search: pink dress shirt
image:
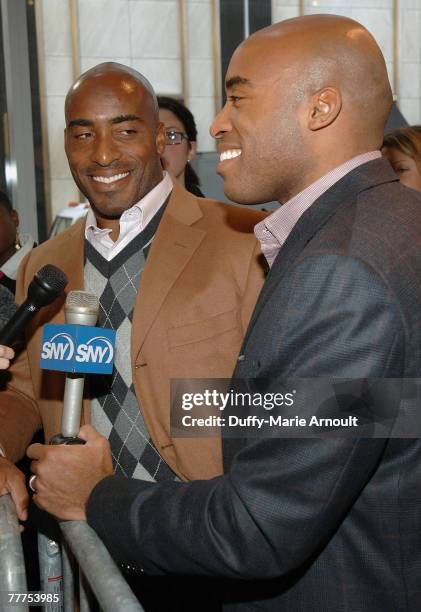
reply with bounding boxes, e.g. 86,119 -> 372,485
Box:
254,151 -> 381,267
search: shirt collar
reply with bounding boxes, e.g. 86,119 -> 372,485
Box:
255,151 -> 381,267
85,172 -> 173,237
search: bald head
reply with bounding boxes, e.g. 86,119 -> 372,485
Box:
211,14 -> 392,204
243,15 -> 392,139
66,62 -> 159,119
64,62 -> 166,226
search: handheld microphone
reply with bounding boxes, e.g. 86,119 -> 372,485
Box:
0,265 -> 68,347
50,291 -> 99,444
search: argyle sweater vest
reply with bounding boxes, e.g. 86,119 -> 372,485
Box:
83,202 -> 176,482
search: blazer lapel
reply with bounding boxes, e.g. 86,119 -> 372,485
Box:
59,219 -> 85,295
132,182 -> 206,359
240,158 -> 399,352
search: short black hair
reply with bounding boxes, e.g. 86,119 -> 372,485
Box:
157,96 -> 201,192
157,96 -> 198,143
0,189 -> 12,213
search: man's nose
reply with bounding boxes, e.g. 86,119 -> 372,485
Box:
210,103 -> 232,140
91,133 -> 121,166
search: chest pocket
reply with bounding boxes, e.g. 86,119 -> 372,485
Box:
167,307 -> 240,349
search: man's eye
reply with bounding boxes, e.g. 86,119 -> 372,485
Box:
228,95 -> 243,104
75,132 -> 91,140
120,129 -> 137,135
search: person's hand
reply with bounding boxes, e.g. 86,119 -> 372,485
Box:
0,457 -> 29,521
27,425 -> 114,521
0,345 -> 14,370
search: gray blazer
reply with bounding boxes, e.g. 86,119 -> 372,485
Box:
87,158 -> 421,611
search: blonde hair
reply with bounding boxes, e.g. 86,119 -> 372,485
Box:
383,126 -> 421,163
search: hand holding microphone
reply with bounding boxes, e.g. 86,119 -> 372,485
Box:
28,290 -> 115,517
28,425 -> 113,521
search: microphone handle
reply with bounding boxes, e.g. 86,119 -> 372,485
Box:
0,301 -> 37,346
61,373 -> 85,438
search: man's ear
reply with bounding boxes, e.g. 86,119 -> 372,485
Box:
156,122 -> 166,155
308,87 -> 342,131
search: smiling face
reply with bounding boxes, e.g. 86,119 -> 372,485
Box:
210,39 -> 309,205
64,70 -> 165,223
210,16 -> 392,206
382,147 -> 421,192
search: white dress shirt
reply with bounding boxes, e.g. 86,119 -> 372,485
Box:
85,172 -> 173,261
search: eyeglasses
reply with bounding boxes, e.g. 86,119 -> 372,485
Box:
165,129 -> 189,145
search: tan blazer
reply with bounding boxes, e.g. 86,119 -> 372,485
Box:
0,183 -> 266,480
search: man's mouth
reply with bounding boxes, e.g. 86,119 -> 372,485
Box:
91,172 -> 130,184
219,149 -> 242,162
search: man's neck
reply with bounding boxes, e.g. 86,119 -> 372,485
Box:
96,216 -> 120,242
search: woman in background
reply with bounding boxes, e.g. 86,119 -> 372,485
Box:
382,125 -> 421,192
158,96 -> 204,197
0,189 -> 36,296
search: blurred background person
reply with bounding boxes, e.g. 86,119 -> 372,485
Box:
382,125 -> 421,192
0,190 -> 36,296
158,96 -> 205,197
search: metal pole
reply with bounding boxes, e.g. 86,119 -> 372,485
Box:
60,521 -> 143,612
0,494 -> 28,612
243,0 -> 249,39
37,533 -> 63,612
79,570 -> 94,612
61,539 -> 75,612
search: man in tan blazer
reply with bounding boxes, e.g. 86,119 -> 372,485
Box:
0,63 -> 265,525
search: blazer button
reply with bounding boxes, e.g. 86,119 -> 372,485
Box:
237,354 -> 245,362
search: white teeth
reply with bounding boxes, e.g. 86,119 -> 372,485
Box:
220,149 -> 242,162
92,172 -> 129,184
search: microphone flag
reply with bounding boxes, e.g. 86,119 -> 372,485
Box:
40,323 -> 116,375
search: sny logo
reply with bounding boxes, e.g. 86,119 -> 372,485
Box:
40,324 -> 116,374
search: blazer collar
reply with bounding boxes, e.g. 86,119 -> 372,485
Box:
54,185 -> 204,359
131,182 -> 206,358
241,157 -> 399,349
50,218 -> 86,306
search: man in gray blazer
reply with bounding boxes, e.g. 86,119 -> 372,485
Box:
29,14 -> 421,611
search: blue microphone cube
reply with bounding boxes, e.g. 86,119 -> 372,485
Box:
40,323 -> 116,374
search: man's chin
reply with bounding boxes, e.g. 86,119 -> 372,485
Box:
89,199 -> 131,220
223,184 -> 266,206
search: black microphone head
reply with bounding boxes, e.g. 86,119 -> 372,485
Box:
27,264 -> 68,308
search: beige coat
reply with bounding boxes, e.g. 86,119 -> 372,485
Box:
0,182 -> 266,480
